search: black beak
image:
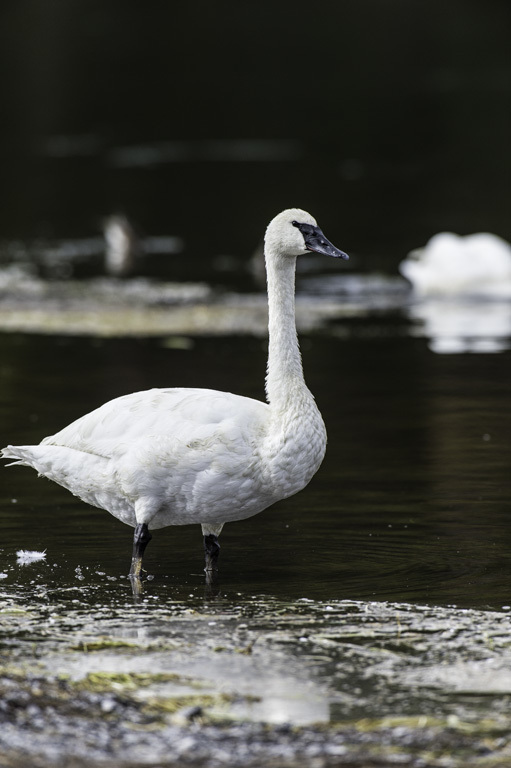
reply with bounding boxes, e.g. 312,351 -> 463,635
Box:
293,221 -> 349,260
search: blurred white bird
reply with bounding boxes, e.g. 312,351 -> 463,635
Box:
2,209 -> 348,585
103,214 -> 142,277
399,232 -> 511,298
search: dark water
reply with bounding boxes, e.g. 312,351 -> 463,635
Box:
1,2 -> 510,270
1,329 -> 510,610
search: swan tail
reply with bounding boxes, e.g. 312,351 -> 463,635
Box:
1,445 -> 39,468
1,444 -> 102,484
1,443 -> 115,514
1,444 -> 70,478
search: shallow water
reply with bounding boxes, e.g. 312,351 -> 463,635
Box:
1,325 -> 511,609
0,282 -> 511,765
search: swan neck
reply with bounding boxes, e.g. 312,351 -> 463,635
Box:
265,252 -> 306,405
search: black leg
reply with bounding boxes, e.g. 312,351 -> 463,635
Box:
130,523 -> 152,579
204,533 -> 220,573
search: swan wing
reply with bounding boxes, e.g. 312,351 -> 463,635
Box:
41,388 -> 268,459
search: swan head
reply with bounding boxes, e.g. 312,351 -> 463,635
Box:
265,208 -> 349,261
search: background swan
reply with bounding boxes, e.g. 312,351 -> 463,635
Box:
103,214 -> 141,277
399,232 -> 511,298
2,209 -> 348,583
103,214 -> 183,277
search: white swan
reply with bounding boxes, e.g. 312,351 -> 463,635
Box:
103,214 -> 141,277
399,232 -> 511,298
1,209 -> 348,581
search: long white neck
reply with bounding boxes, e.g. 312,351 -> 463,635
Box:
264,250 -> 308,409
261,214 -> 328,491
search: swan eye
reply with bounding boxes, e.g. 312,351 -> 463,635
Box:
293,221 -> 315,238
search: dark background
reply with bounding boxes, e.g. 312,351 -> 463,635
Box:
1,0 -> 510,273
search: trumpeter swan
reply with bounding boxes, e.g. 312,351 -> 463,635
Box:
399,232 -> 511,298
2,209 -> 348,584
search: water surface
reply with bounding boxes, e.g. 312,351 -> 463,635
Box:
1,328 -> 510,608
0,282 -> 510,767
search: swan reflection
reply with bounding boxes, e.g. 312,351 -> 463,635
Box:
407,298 -> 511,354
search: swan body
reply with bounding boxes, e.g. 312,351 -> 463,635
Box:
399,232 -> 511,298
2,209 -> 348,580
11,387 -> 324,529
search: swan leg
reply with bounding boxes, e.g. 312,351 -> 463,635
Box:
204,533 -> 220,572
129,523 -> 152,578
202,523 -> 223,573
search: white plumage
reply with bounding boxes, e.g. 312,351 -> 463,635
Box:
103,214 -> 140,277
399,232 -> 511,298
2,209 -> 348,581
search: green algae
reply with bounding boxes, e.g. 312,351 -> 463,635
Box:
0,608 -> 32,616
77,671 -> 190,693
143,692 -> 234,716
70,638 -> 141,652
